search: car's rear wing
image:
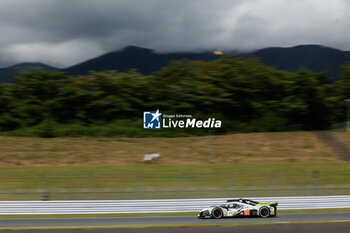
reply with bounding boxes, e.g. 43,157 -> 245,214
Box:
267,202 -> 278,207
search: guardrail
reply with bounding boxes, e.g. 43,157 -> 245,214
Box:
0,195 -> 349,215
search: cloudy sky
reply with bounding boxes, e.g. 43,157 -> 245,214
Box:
0,0 -> 349,68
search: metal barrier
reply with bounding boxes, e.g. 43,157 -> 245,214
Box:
0,195 -> 350,214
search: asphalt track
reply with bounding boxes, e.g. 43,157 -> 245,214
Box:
0,212 -> 350,228
1,223 -> 350,233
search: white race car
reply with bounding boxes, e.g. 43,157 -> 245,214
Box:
198,198 -> 278,219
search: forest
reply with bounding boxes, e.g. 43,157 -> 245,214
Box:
0,56 -> 349,137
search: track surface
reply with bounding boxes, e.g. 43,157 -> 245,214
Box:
1,223 -> 350,233
0,212 -> 350,228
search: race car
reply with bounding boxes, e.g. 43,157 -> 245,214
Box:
198,198 -> 278,219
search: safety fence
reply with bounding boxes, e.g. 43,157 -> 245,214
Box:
1,184 -> 350,201
1,169 -> 350,200
0,195 -> 349,214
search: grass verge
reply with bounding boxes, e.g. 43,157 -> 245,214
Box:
0,131 -> 340,166
1,208 -> 350,219
1,162 -> 350,200
1,220 -> 350,231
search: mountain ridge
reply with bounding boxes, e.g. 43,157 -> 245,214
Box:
1,44 -> 350,83
242,44 -> 350,78
0,62 -> 58,83
63,45 -> 216,75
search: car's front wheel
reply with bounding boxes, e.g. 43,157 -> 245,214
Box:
211,207 -> 223,219
259,206 -> 270,218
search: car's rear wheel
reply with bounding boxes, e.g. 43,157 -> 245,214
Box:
212,207 -> 223,219
259,206 -> 270,218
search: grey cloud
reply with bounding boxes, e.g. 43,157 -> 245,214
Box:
0,0 -> 349,67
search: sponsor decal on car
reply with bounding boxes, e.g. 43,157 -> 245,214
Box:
244,210 -> 250,216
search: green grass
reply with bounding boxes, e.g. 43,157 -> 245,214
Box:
1,208 -> 350,219
0,132 -> 340,166
0,132 -> 348,200
1,220 -> 350,231
1,162 -> 350,200
2,163 -> 350,189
